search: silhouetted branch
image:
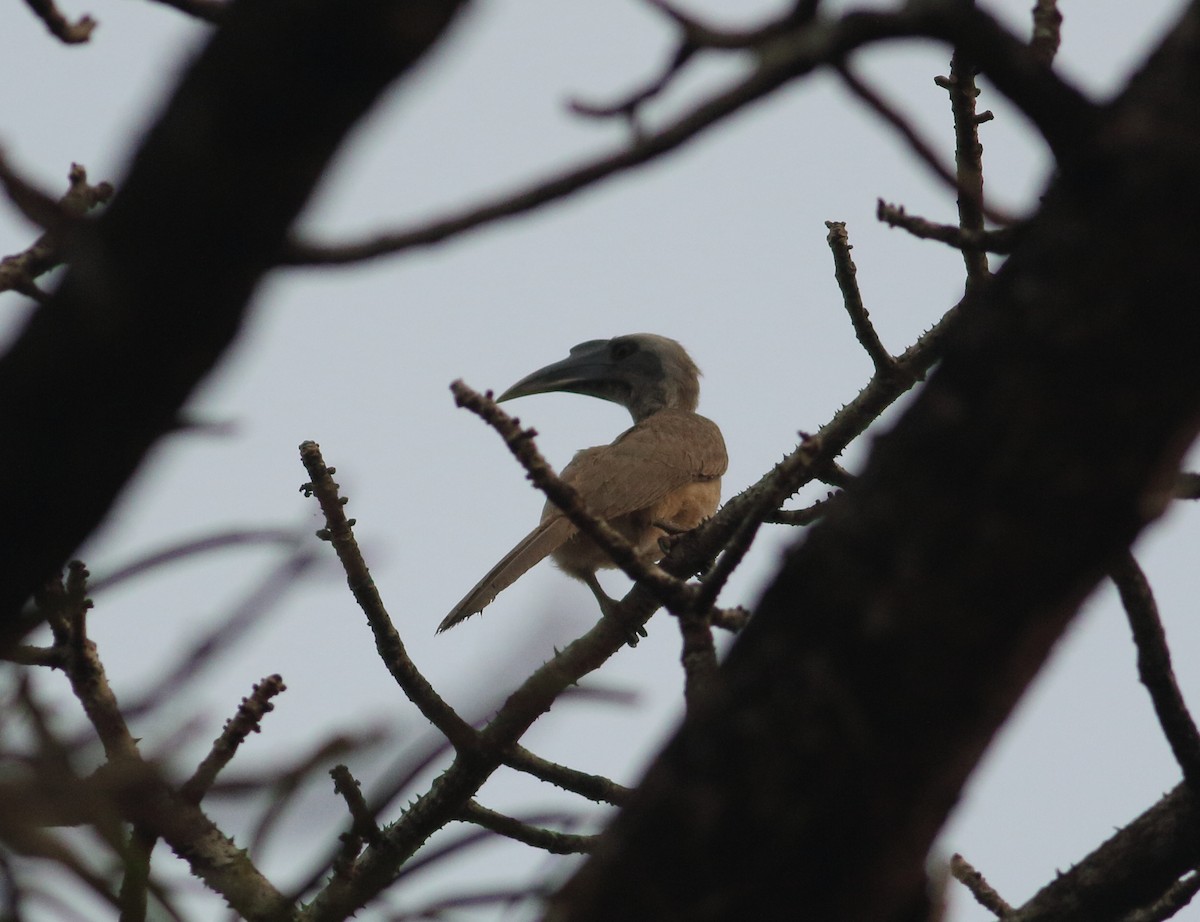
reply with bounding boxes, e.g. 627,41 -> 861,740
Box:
766,494 -> 835,526
284,3 -> 1093,267
457,801 -> 595,855
877,199 -> 1020,253
0,0 -> 467,632
937,52 -> 992,287
300,441 -> 477,750
1119,871 -> 1200,922
503,746 -> 631,807
826,220 -> 894,374
1111,553 -> 1200,792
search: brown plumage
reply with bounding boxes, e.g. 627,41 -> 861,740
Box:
438,334 -> 727,632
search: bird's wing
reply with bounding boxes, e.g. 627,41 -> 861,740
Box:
551,409 -> 728,523
439,410 -> 726,632
438,516 -> 576,632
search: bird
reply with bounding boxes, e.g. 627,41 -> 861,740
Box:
438,333 -> 727,633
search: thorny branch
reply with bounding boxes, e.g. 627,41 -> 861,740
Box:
456,801 -> 595,855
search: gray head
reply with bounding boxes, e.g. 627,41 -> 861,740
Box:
497,334 -> 701,422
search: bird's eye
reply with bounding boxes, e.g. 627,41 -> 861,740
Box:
611,340 -> 638,360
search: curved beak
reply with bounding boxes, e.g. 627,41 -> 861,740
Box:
497,339 -> 615,403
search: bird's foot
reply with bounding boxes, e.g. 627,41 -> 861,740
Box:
654,519 -> 693,555
599,595 -> 648,647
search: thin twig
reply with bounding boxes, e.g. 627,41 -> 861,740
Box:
1111,552 -> 1200,792
457,801 -> 595,855
299,441 -> 477,751
181,675 -> 287,803
825,221 -> 894,374
937,53 -> 992,287
503,746 -> 631,806
330,764 -> 381,877
710,606 -> 751,632
950,853 -> 1013,917
283,5 -> 1093,267
766,494 -> 836,526
877,199 -> 1020,253
21,0 -> 95,43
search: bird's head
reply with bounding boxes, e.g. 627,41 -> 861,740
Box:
497,334 -> 701,422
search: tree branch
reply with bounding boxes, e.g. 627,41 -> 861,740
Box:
1111,553 -> 1200,792
0,0 -> 467,633
299,441 -> 477,751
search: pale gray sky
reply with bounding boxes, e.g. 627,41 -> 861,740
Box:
1,1 -> 1195,919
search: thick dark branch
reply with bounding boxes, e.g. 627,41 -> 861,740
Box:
1010,784 -> 1200,922
549,4 -> 1200,918
145,0 -> 225,24
1119,872 -> 1200,922
0,0 -> 466,632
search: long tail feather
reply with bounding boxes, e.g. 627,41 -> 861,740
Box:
437,517 -> 574,632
